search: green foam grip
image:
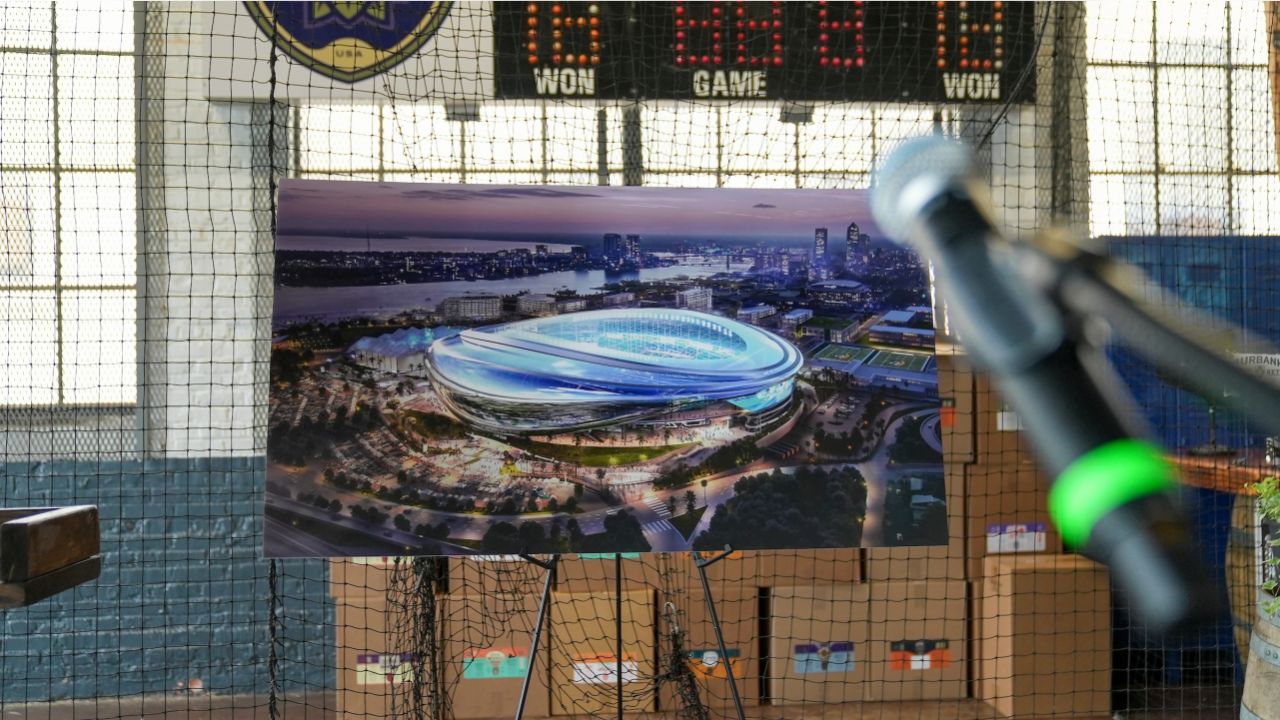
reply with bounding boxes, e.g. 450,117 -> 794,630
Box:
1048,439 -> 1176,549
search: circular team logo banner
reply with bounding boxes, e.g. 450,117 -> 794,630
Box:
243,1 -> 453,84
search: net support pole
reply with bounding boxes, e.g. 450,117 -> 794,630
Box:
694,546 -> 747,720
515,554 -> 559,720
615,553 -> 624,720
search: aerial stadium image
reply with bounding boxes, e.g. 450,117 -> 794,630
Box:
425,309 -> 803,434
267,180 -> 946,557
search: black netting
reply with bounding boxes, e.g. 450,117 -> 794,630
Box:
0,2 -> 1277,720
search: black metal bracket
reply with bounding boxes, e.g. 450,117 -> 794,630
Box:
692,546 -> 747,720
514,553 -> 559,720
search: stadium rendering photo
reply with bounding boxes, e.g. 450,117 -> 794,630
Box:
425,309 -> 803,435
267,180 -> 946,557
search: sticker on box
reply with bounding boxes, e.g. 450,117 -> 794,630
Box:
462,646 -> 530,680
576,553 -> 642,560
889,639 -> 952,670
996,403 -> 1025,431
940,397 -> 955,428
684,648 -> 741,681
356,653 -> 415,685
353,556 -> 396,567
986,522 -> 1046,553
793,642 -> 854,674
571,654 -> 639,685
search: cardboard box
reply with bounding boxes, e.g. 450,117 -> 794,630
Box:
549,589 -> 656,714
450,556 -> 547,596
555,553 -> 670,593
658,586 -> 760,711
680,549 -> 760,588
335,593 -> 411,718
976,554 -> 1111,718
866,462 -> 966,582
965,463 -> 1062,579
767,584 -> 870,705
975,372 -> 1038,465
864,580 -> 968,701
757,548 -> 862,586
330,556 -> 398,597
937,351 -> 976,464
443,592 -> 551,719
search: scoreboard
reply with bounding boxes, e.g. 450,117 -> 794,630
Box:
494,1 -> 1037,102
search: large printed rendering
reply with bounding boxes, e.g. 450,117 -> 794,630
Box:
267,180 -> 945,557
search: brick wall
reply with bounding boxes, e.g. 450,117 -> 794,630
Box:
0,458 -> 332,701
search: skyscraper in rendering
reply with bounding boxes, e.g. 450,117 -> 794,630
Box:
847,222 -> 870,271
603,233 -> 623,263
814,227 -> 829,265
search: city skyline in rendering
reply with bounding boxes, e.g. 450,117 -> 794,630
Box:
268,181 -> 943,558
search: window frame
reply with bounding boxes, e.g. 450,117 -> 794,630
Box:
0,2 -> 142,410
1085,1 -> 1278,237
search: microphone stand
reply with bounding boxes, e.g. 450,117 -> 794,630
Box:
1004,230 -> 1280,441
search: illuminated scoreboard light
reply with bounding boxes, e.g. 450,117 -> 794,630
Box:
494,1 -> 1036,102
673,1 -> 783,69
673,1 -> 783,98
495,1 -> 627,98
815,1 -> 868,71
931,0 -> 1009,99
524,2 -> 601,70
936,0 -> 1004,71
781,1 -> 1034,101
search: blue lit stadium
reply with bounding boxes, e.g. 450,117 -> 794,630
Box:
425,309 -> 803,434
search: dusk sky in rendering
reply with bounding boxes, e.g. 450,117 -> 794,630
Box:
276,179 -> 879,246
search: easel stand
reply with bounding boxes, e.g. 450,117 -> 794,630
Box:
511,549 -> 746,720
514,553 -> 559,720
694,546 -> 747,720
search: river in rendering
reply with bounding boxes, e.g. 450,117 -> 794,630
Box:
274,257 -> 755,325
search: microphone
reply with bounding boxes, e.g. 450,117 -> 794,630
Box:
872,136 -> 1221,637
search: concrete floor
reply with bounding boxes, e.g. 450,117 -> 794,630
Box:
0,681 -> 1249,717
0,689 -> 1246,720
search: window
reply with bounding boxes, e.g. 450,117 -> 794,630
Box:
296,99 -> 944,190
1085,1 -> 1280,236
296,101 -> 622,185
0,1 -> 137,406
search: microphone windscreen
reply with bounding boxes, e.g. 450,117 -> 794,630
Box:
871,135 -> 979,246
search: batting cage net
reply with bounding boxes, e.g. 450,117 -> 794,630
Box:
0,2 -> 1278,720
